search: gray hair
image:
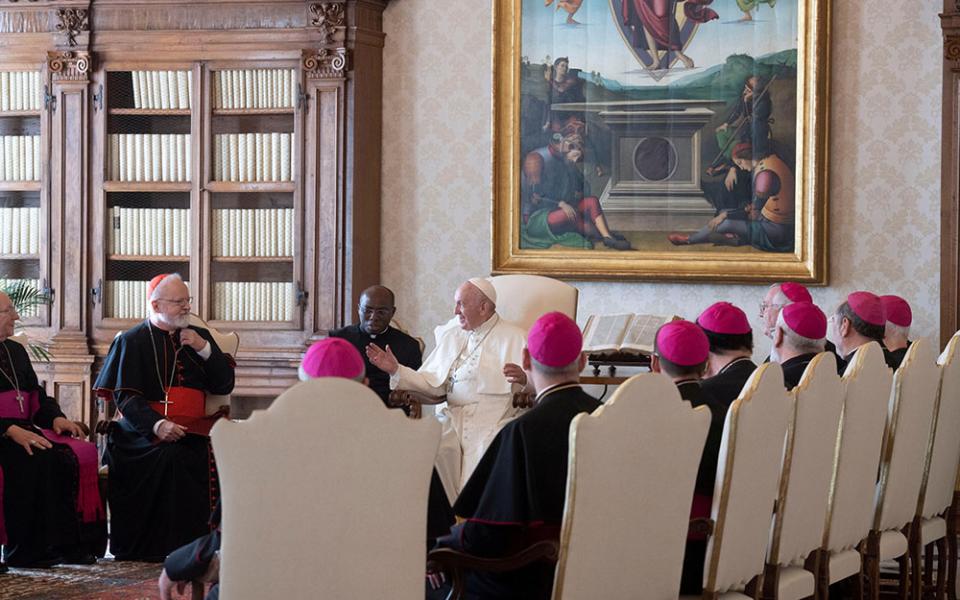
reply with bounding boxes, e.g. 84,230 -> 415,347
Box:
885,322 -> 910,339
149,273 -> 186,302
530,355 -> 580,376
776,310 -> 825,354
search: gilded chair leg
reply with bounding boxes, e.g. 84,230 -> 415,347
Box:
909,520 -> 922,600
863,531 -> 881,600
900,553 -> 912,600
925,541 -> 935,600
760,562 -> 780,600
937,537 -> 948,600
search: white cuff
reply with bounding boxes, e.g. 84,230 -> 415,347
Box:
389,370 -> 401,390
153,419 -> 168,435
196,341 -> 212,360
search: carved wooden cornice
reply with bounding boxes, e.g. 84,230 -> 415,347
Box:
302,47 -> 348,79
47,50 -> 90,81
56,7 -> 88,46
309,1 -> 346,44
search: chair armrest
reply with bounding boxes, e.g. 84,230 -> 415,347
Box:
387,390 -> 446,420
512,391 -> 535,410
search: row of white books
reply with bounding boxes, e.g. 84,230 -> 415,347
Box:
105,280 -> 151,320
0,278 -> 40,317
0,136 -> 41,182
107,207 -> 190,256
108,134 -> 192,182
213,133 -> 293,182
130,71 -> 192,110
0,72 -> 41,112
212,69 -> 297,110
212,209 -> 294,257
0,207 -> 40,255
213,281 -> 293,321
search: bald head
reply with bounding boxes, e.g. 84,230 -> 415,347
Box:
358,285 -> 396,334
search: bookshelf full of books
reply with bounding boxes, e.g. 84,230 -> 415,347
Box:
0,70 -> 45,324
207,67 -> 299,326
100,69 -> 195,324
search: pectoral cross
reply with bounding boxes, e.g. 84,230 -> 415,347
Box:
159,392 -> 173,416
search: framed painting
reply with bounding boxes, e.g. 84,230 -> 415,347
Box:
492,0 -> 830,282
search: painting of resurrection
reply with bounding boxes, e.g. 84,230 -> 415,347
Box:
493,0 -> 829,282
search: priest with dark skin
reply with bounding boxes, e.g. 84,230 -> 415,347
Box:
328,285 -> 422,407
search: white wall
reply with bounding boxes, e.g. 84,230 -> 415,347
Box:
381,1 -> 942,359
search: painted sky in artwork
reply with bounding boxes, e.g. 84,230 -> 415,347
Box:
521,0 -> 799,87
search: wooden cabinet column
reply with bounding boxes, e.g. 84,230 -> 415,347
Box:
43,7 -> 96,426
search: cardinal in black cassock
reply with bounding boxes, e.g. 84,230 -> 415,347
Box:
0,292 -> 106,567
94,274 -> 235,562
428,312 -> 600,600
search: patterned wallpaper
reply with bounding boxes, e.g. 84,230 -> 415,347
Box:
381,0 -> 942,359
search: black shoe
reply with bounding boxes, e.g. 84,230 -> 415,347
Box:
602,236 -> 631,250
61,552 -> 97,565
609,231 -> 627,241
5,555 -> 62,569
0,562 -> 7,574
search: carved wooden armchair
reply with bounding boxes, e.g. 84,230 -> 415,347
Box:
427,373 -> 710,599
388,275 -> 578,418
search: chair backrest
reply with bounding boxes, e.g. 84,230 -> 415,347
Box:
188,314 -> 239,414
822,342 -> 892,553
487,275 -> 578,331
769,352 -> 844,568
212,378 -> 440,600
874,339 -> 940,532
918,332 -> 960,519
552,373 -> 710,600
703,363 -> 792,594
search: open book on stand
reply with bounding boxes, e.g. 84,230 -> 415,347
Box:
581,313 -> 678,355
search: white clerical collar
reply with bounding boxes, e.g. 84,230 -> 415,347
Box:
364,325 -> 389,339
535,381 -> 581,403
470,314 -> 499,338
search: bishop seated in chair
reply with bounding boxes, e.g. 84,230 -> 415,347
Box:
94,273 -> 236,562
0,290 -> 106,569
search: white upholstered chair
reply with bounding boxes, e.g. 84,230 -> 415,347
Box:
552,373 -> 710,599
681,362 -> 792,600
811,342 -> 892,599
187,314 -> 239,414
762,352 -> 844,600
486,274 -> 578,330
910,332 -> 960,599
861,339 -> 940,599
211,378 -> 441,599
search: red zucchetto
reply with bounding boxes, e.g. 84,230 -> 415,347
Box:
781,302 -> 827,340
847,291 -> 885,326
880,295 -> 912,327
655,320 -> 709,366
527,312 -> 582,368
696,302 -> 751,335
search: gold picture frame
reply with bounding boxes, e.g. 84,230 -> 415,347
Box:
492,0 -> 831,283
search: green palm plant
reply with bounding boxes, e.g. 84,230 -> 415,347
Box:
1,279 -> 51,361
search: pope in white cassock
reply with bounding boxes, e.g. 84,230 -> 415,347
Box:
366,278 -> 526,501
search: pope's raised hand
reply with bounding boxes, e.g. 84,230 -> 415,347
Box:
366,343 -> 400,375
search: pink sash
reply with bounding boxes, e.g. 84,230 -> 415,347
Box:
0,389 -> 104,524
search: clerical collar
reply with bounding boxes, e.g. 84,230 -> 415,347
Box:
718,356 -> 753,375
362,324 -> 390,339
674,378 -> 701,387
535,381 -> 581,403
470,314 -> 500,338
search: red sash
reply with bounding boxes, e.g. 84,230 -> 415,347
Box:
149,386 -> 224,437
0,389 -> 104,524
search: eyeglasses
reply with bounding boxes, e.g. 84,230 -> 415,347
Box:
359,304 -> 393,318
158,297 -> 193,307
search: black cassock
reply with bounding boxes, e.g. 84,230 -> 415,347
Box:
700,357 -> 757,411
328,324 -> 423,406
431,384 -> 601,600
781,353 -> 818,391
0,339 -> 106,566
94,320 -> 235,561
836,343 -> 904,376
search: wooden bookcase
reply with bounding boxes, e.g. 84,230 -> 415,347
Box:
0,0 -> 389,427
